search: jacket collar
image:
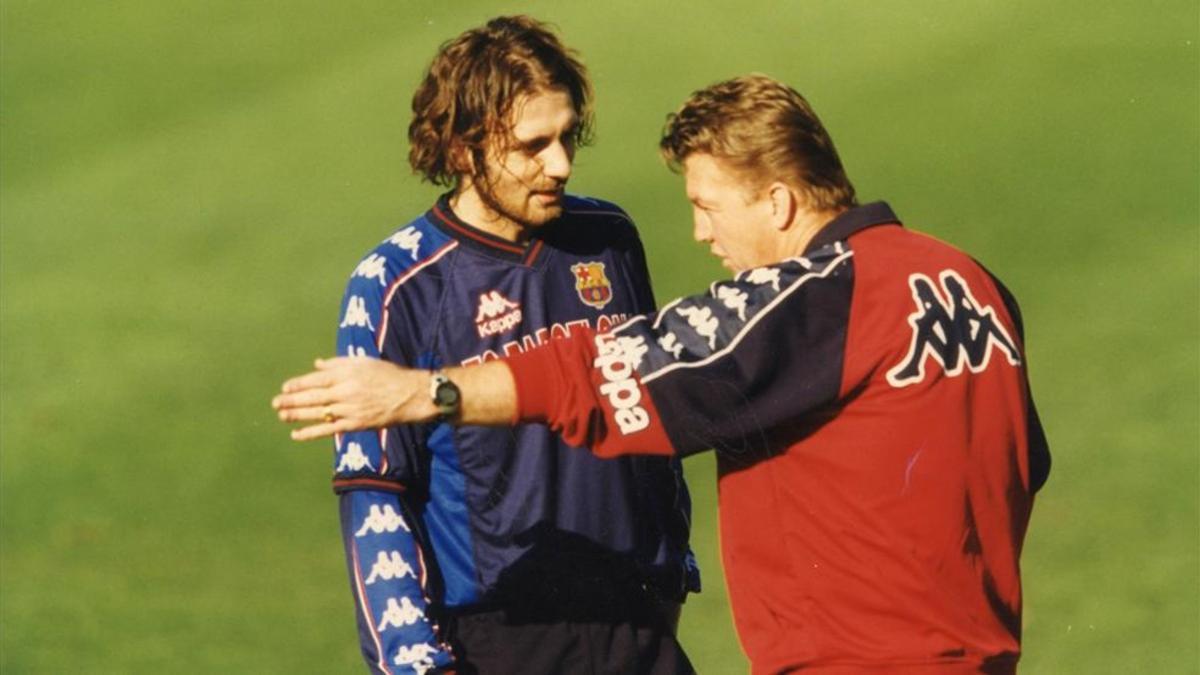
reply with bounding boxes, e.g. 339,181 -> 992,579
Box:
804,201 -> 901,254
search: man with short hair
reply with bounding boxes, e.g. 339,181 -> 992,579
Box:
321,16 -> 697,674
279,74 -> 1049,673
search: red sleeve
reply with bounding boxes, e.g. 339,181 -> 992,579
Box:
504,326 -> 676,458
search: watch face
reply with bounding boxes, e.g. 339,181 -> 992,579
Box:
435,380 -> 460,409
434,374 -> 460,413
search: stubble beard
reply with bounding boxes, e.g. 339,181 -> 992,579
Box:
475,171 -> 563,232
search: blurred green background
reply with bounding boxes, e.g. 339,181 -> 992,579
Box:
2,1 -> 1197,672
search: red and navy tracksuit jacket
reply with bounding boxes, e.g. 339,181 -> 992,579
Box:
508,202 -> 1050,674
333,195 -> 698,674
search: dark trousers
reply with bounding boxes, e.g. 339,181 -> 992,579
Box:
445,601 -> 694,675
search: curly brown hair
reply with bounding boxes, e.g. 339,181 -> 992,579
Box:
660,74 -> 856,212
408,16 -> 594,188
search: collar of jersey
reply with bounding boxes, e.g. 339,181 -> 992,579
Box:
805,201 -> 902,254
427,194 -> 547,267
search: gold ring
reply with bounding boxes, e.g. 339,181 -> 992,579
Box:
323,409 -> 336,423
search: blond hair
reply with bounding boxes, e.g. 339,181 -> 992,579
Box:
661,74 -> 856,210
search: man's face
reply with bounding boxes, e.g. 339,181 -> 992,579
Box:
473,87 -> 578,230
683,153 -> 777,272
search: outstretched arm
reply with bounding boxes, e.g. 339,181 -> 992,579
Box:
273,357 -> 517,441
274,324 -> 677,459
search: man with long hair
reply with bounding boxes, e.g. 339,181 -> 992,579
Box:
319,16 -> 697,674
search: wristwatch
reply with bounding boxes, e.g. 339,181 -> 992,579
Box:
429,371 -> 461,419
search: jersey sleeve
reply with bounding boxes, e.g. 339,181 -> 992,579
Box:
508,243 -> 856,460
333,253 -> 400,489
333,237 -> 455,673
333,240 -> 431,493
340,491 -> 456,674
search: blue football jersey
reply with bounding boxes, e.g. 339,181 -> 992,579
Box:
331,195 -> 697,673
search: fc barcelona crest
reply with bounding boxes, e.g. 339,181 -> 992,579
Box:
570,261 -> 613,309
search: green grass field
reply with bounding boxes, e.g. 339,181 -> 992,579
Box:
2,1 -> 1197,672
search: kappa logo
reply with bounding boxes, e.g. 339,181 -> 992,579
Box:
570,261 -> 613,309
475,290 -> 522,338
365,550 -> 417,584
336,442 -> 375,473
355,504 -> 410,537
394,642 -> 438,671
744,267 -> 782,292
594,333 -> 650,435
387,227 -> 423,260
676,305 -> 720,349
658,332 -> 684,359
353,254 -> 389,286
340,296 -> 375,330
886,270 -> 1021,388
716,286 -> 749,321
378,596 -> 425,631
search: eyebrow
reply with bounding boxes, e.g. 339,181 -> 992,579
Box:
514,118 -> 580,145
517,135 -> 551,150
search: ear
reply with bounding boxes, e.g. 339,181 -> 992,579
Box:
767,182 -> 797,231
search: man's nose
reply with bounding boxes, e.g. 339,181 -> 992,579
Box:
692,214 -> 711,242
542,142 -> 571,181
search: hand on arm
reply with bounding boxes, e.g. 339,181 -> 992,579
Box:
272,357 -> 517,441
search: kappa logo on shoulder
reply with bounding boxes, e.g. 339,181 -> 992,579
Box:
744,266 -> 782,292
387,226 -> 423,260
886,270 -> 1021,388
676,305 -> 719,350
353,254 -> 389,286
475,290 -> 522,338
571,261 -> 613,310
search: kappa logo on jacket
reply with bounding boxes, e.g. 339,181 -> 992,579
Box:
594,332 -> 650,435
624,247 -> 853,385
475,290 -> 522,338
886,269 -> 1021,387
